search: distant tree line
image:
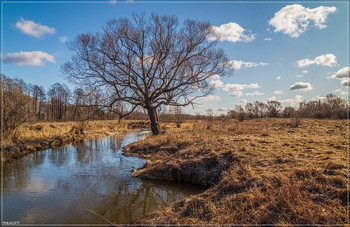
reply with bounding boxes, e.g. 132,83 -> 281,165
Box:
227,96 -> 347,121
1,74 -> 347,137
0,75 -> 148,137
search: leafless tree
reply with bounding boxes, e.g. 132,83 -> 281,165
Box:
62,13 -> 228,135
266,100 -> 282,118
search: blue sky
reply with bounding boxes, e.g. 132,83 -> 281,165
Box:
1,1 -> 349,115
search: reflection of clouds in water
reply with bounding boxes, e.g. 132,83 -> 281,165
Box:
25,177 -> 55,196
4,131 -> 202,224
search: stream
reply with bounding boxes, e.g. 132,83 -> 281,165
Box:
2,131 -> 203,225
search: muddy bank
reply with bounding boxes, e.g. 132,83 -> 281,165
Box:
2,120 -> 149,163
122,119 -> 348,225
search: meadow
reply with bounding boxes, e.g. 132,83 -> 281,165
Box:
123,118 -> 348,224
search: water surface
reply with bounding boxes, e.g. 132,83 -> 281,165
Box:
3,131 -> 203,224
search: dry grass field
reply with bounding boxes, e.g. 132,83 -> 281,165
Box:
123,118 -> 348,225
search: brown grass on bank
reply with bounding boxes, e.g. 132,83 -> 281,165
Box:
123,118 -> 348,225
2,120 -> 149,163
4,120 -> 130,147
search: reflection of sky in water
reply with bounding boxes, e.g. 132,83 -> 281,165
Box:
3,132 -> 203,224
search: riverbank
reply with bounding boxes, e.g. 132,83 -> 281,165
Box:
123,118 -> 348,225
2,120 -> 149,163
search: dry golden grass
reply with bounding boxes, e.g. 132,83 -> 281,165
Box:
4,120 -> 131,147
2,120 -> 147,163
123,118 -> 348,225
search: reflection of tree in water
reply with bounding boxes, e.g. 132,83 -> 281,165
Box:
3,151 -> 47,190
99,180 -> 195,224
61,178 -> 198,224
110,134 -> 124,151
48,146 -> 70,167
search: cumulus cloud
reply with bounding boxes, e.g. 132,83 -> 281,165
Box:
269,4 -> 337,38
289,82 -> 313,91
296,74 -> 303,78
16,18 -> 56,38
3,51 -> 55,66
226,60 -> 268,70
217,107 -> 230,112
329,67 -> 350,79
276,76 -> 281,80
229,91 -> 243,97
238,99 -> 247,104
245,91 -> 264,96
333,88 -> 348,96
264,37 -> 272,41
341,78 -> 350,87
266,96 -> 277,102
273,90 -> 284,94
208,22 -> 255,43
311,96 -> 327,101
59,36 -> 68,42
302,70 -> 308,74
280,95 -> 304,106
208,74 -> 220,80
296,54 -> 337,68
223,83 -> 260,92
198,94 -> 221,102
209,79 -> 224,88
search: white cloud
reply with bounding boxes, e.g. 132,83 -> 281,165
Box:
296,74 -> 304,78
311,96 -> 327,101
276,76 -> 281,80
209,79 -> 224,88
208,74 -> 221,80
208,22 -> 255,43
329,67 -> 350,79
229,91 -> 243,97
245,91 -> 264,96
3,51 -> 55,66
16,18 -> 56,38
296,53 -> 337,68
223,83 -> 260,91
273,90 -> 284,94
59,36 -> 68,42
289,82 -> 313,91
333,88 -> 348,96
302,70 -> 308,74
226,60 -> 268,70
264,37 -> 272,41
198,94 -> 221,102
217,107 -> 230,112
238,99 -> 247,104
269,4 -> 337,38
280,95 -> 304,106
266,96 -> 277,102
341,78 -> 350,87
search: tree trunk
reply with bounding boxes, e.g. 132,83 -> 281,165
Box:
146,107 -> 160,135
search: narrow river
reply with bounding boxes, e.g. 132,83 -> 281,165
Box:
3,131 -> 203,225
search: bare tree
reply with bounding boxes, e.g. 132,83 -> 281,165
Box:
62,13 -> 228,135
266,100 -> 282,118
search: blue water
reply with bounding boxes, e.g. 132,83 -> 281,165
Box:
3,131 -> 203,224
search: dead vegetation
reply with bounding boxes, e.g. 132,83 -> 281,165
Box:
123,118 -> 348,225
2,120 -> 144,163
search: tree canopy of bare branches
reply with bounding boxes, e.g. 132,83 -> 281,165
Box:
62,13 -> 228,135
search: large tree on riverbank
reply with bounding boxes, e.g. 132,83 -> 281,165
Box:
62,13 -> 228,135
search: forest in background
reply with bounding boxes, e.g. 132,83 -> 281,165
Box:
1,74 -> 348,140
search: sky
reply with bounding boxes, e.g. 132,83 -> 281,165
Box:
1,0 -> 349,115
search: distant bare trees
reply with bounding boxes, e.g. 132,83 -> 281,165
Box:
62,13 -> 228,135
227,94 -> 347,121
1,75 -> 30,137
